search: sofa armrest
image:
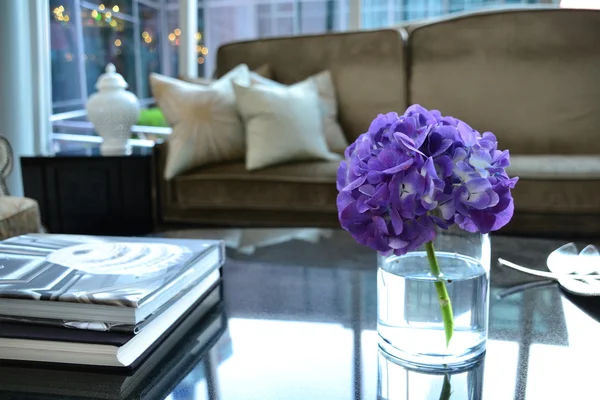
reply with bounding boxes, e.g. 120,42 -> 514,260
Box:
0,135 -> 14,196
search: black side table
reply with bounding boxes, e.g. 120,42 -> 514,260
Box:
20,153 -> 155,236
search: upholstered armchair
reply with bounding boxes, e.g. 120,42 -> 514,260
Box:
0,135 -> 42,239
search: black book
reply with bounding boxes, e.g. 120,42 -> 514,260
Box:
0,298 -> 227,399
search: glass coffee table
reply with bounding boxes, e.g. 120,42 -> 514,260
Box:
2,230 -> 599,399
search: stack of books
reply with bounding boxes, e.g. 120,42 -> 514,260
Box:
0,234 -> 225,369
0,305 -> 228,399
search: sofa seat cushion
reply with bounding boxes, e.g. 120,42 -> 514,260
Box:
508,155 -> 600,214
173,161 -> 339,212
0,197 -> 42,240
508,155 -> 600,180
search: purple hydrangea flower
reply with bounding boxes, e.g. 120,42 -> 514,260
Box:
337,105 -> 519,255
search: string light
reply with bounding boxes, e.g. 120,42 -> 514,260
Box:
91,10 -> 98,18
174,28 -> 181,36
110,20 -> 117,27
105,11 -> 112,18
168,33 -> 176,41
196,45 -> 202,53
144,36 -> 152,44
114,39 -> 122,47
201,47 -> 208,55
99,4 -> 105,11
196,32 -> 202,40
142,31 -> 149,39
197,57 -> 204,64
112,5 -> 120,12
53,5 -> 69,22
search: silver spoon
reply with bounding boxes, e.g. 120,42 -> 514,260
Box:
497,243 -> 600,296
498,258 -> 600,281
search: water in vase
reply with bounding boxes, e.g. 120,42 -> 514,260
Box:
378,251 -> 489,368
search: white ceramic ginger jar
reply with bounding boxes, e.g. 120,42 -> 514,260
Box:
86,64 -> 140,156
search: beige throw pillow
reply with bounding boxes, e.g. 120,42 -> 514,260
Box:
251,71 -> 348,153
233,80 -> 341,171
150,64 -> 251,179
182,64 -> 273,85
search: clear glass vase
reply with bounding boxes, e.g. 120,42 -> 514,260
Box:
377,229 -> 491,370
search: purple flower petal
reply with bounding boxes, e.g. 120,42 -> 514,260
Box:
404,171 -> 427,195
358,184 -> 375,197
393,132 -> 425,156
372,215 -> 389,235
453,147 -> 468,164
466,210 -> 497,234
461,190 -> 492,209
344,174 -> 368,191
457,121 -> 478,147
439,199 -> 456,221
340,200 -> 369,224
455,214 -> 478,233
389,207 -> 403,235
435,155 -> 454,177
336,161 -> 348,191
490,197 -> 514,231
356,196 -> 370,213
430,215 -> 450,230
336,191 -> 355,216
388,237 -> 409,250
367,183 -> 390,208
367,170 -> 383,185
466,177 -> 492,193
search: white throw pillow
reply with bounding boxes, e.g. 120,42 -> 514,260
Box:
250,71 -> 349,153
233,79 -> 341,171
150,64 -> 251,179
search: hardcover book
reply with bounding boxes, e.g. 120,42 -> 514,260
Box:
0,234 -> 225,328
0,302 -> 228,399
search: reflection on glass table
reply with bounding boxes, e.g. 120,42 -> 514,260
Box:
378,350 -> 484,400
1,232 -> 599,399
51,132 -> 156,156
50,102 -> 169,156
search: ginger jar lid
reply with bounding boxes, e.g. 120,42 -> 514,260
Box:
95,63 -> 128,91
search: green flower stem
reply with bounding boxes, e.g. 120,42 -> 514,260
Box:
425,241 -> 454,347
439,373 -> 452,400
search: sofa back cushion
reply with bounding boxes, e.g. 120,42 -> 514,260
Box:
216,30 -> 407,143
408,9 -> 600,154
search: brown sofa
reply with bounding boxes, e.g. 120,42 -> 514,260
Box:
155,8 -> 600,236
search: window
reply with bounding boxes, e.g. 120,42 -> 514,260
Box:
50,0 -> 178,115
199,0 -> 345,76
363,0 -> 559,29
49,0 -> 560,148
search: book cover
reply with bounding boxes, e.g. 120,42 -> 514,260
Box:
0,234 -> 223,309
0,280 -> 222,346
